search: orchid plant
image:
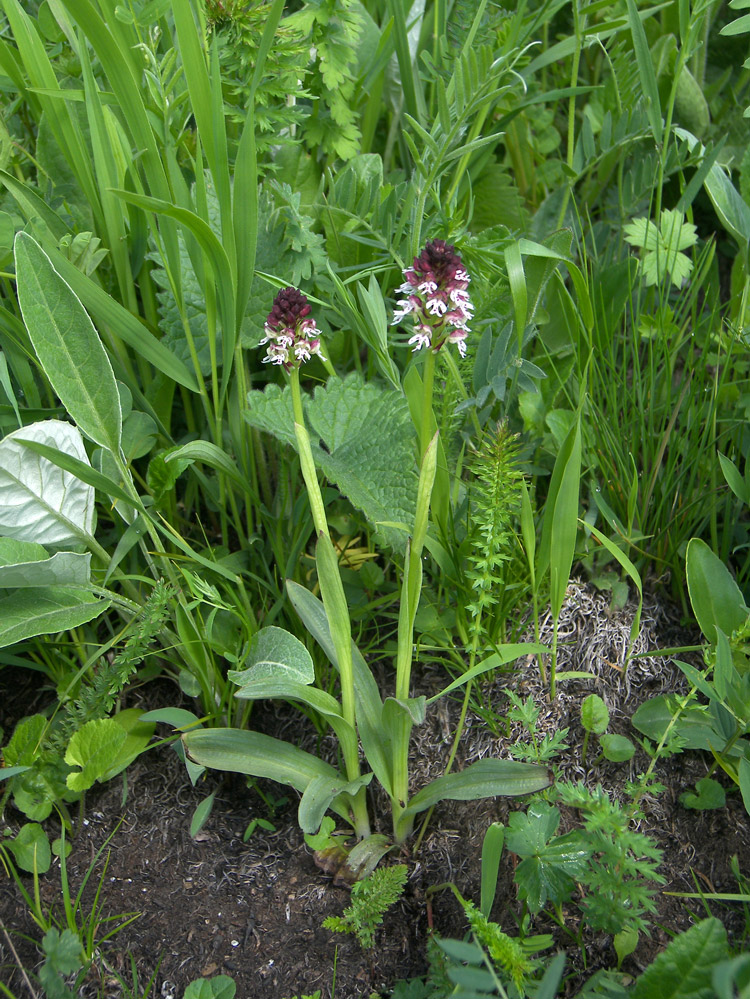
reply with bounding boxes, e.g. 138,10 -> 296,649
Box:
180,243 -> 550,871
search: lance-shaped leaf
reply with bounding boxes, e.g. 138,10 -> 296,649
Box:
14,232 -> 121,454
401,759 -> 551,821
0,421 -> 94,547
181,727 -> 352,823
0,587 -> 108,649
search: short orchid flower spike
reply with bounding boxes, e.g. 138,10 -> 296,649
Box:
259,287 -> 326,369
391,239 -> 474,357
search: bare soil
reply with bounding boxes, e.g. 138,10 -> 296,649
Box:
2,582 -> 750,998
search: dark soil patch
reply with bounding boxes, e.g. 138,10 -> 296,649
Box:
2,583 -> 750,997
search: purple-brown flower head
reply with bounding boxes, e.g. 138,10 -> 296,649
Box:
391,239 -> 473,357
259,287 -> 325,369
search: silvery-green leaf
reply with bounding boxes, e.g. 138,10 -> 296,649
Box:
0,538 -> 91,587
14,233 -> 121,453
0,421 -> 94,546
233,626 -> 314,684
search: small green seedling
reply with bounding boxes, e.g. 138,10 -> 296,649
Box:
581,694 -> 635,764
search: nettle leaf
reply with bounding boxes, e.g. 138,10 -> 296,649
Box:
631,917 -> 728,999
307,374 -> 417,550
246,375 -> 418,550
0,421 -> 94,547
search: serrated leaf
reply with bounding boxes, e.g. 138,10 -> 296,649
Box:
65,710 -> 154,791
0,421 -> 94,546
307,374 -> 417,550
41,927 -> 83,975
2,714 -> 47,766
247,375 -> 418,550
631,917 -> 728,999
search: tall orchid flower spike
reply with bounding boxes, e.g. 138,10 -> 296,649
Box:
391,239 -> 474,357
259,287 -> 326,369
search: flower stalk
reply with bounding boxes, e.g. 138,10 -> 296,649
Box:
262,289 -> 369,838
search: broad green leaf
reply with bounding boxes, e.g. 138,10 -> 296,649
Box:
538,416 -> 581,616
232,626 -> 314,684
581,694 -> 609,735
14,232 -> 121,453
2,714 -> 46,767
680,777 -> 726,810
740,757 -> 750,816
480,822 -> 505,918
687,538 -> 749,645
0,586 -> 108,648
599,733 -> 635,762
139,708 -> 201,730
631,696 -> 716,751
298,772 -> 374,834
181,727 -> 344,800
631,917 -> 728,999
8,822 -> 51,874
402,759 -> 551,818
0,421 -> 94,546
65,709 -> 154,791
0,538 -> 90,587
183,976 -> 236,999
190,791 -> 216,839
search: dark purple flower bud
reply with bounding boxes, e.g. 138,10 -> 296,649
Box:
259,287 -> 325,369
391,240 -> 473,357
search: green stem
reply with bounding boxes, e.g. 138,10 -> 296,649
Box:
419,349 -> 436,462
289,368 -> 367,837
550,616 -> 559,699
